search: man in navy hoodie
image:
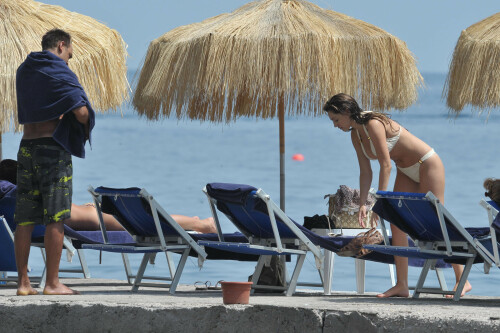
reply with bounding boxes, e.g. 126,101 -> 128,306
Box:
15,29 -> 95,296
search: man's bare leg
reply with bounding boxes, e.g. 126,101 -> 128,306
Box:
42,221 -> 79,295
14,224 -> 38,296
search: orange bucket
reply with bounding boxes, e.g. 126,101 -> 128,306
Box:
221,282 -> 253,304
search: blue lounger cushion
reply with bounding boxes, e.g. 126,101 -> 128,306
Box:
363,245 -> 475,260
81,244 -> 166,254
64,226 -> 135,247
198,240 -> 293,256
373,191 -> 465,241
207,183 -> 298,239
190,232 -> 260,261
372,191 -> 494,266
0,195 -> 45,238
374,191 -> 494,241
96,187 -> 179,237
489,201 -> 500,235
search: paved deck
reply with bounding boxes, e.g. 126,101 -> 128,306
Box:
1,278 -> 499,332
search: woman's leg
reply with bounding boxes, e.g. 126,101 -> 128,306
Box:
377,170 -> 419,298
419,154 -> 471,296
171,215 -> 217,233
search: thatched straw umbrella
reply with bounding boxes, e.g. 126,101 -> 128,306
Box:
0,0 -> 129,157
444,12 -> 500,114
133,0 -> 423,210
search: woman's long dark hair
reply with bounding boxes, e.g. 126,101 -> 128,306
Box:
484,178 -> 500,205
323,93 -> 394,129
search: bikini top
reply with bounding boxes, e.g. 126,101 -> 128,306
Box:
355,124 -> 401,160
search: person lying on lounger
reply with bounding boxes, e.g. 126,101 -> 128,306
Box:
0,159 -> 216,233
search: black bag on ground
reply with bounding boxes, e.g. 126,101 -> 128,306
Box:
248,256 -> 285,291
303,214 -> 333,230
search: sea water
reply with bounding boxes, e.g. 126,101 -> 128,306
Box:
2,72 -> 499,295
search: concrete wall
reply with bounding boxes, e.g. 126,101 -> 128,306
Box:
1,304 -> 499,333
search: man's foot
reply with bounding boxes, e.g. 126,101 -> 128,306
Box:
16,287 -> 39,296
43,283 -> 80,295
445,281 -> 472,299
377,284 -> 410,298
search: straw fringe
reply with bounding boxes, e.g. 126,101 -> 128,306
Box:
133,0 -> 422,122
0,0 -> 129,133
444,12 -> 500,114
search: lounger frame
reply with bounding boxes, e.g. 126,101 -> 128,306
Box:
367,191 -> 494,301
479,199 -> 500,267
203,186 -> 323,296
84,186 -> 207,294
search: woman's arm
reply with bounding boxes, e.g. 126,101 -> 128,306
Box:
366,120 -> 392,192
364,120 -> 393,227
351,130 -> 373,226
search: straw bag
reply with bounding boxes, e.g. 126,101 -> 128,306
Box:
325,185 -> 375,229
326,195 -> 371,229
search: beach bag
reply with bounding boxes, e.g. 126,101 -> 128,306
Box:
325,185 -> 375,229
337,228 -> 384,258
248,256 -> 285,290
303,214 -> 332,230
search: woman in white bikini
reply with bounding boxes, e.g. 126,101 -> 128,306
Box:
323,93 -> 471,298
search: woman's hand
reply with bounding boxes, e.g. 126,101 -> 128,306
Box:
359,206 -> 379,228
358,205 -> 367,227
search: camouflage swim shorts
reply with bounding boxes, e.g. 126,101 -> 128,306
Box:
15,137 -> 72,226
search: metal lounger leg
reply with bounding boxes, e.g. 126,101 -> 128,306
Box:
388,263 -> 396,287
381,217 -> 396,287
38,248 -> 47,289
250,255 -> 268,294
121,253 -> 135,285
355,258 -> 365,294
282,256 -> 290,286
412,259 -> 433,299
76,249 -> 91,278
169,248 -> 190,295
435,267 -> 448,291
453,257 -> 474,301
166,252 -> 176,278
323,250 -> 334,295
286,254 -> 306,297
132,253 -> 153,292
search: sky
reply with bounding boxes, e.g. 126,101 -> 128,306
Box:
41,0 -> 499,74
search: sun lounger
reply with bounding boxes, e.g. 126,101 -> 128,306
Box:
83,186 -> 207,294
0,195 -> 91,287
364,190 -> 496,301
203,183 -> 324,296
203,183 -> 450,296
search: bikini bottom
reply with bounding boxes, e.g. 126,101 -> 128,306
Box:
397,149 -> 436,183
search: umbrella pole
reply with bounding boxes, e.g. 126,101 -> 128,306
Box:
279,96 -> 285,212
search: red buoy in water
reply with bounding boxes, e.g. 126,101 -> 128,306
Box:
292,153 -> 304,161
